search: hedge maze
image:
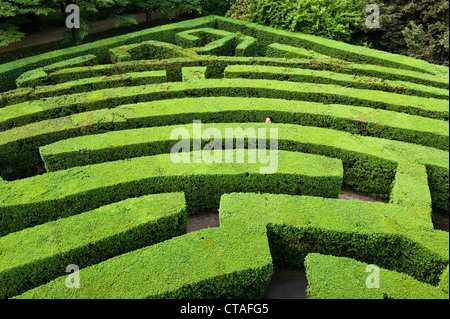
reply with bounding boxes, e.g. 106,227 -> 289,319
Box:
0,15 -> 448,299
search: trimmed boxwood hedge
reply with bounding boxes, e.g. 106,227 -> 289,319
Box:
1,97 -> 448,159
3,59 -> 446,108
36,56 -> 449,90
0,193 -> 187,299
37,121 -> 448,171
304,254 -> 449,299
219,193 -> 448,286
1,79 -> 447,134
1,111 -> 446,205
175,28 -> 238,56
0,15 -> 447,300
266,43 -> 322,59
236,36 -> 258,57
0,16 -> 217,93
224,65 -> 449,100
35,121 -> 448,208
15,189 -> 447,299
440,266 -> 449,294
0,150 -> 343,236
14,227 -> 273,299
15,55 -> 99,89
182,67 -> 207,82
1,71 -> 168,107
390,162 -> 433,214
109,40 -> 198,64
215,15 -> 449,77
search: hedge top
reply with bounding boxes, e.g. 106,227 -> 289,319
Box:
0,193 -> 186,274
0,15 -> 448,93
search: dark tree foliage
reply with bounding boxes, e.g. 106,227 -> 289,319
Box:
354,0 -> 449,66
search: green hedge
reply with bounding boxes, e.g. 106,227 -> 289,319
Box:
1,71 -> 168,107
35,122 -> 447,206
40,56 -> 449,89
1,79 -> 447,133
219,193 -> 448,286
215,15 -> 449,77
1,15 -> 447,93
15,227 -> 273,299
15,55 -> 98,89
236,36 -> 258,57
0,150 -> 343,236
440,266 -> 449,294
37,120 -> 448,172
0,193 -> 187,299
175,27 -> 237,56
109,40 -> 197,64
182,67 -> 207,82
427,164 -> 450,213
224,65 -> 449,100
266,43 -> 321,59
304,254 -> 449,299
0,16 -> 216,93
390,163 -> 433,214
2,113 -> 446,205
17,191 -> 445,299
9,62 -> 445,106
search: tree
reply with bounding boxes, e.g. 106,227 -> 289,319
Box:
135,0 -> 203,22
0,0 -> 53,46
355,0 -> 449,65
47,0 -> 136,44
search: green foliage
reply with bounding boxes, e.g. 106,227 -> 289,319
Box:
0,149 -> 343,236
182,66 -> 207,82
200,0 -> 232,16
305,254 -> 449,299
109,40 -> 197,63
440,266 -> 449,293
33,120 -> 446,202
0,193 -> 187,299
39,55 -> 447,90
0,14 -> 448,300
15,54 -> 98,88
250,0 -> 364,42
0,15 -> 216,93
215,16 -> 447,75
0,0 -> 54,46
1,98 -> 447,199
226,0 -> 449,65
1,79 -> 446,135
225,0 -> 253,21
224,65 -> 448,100
0,1 -> 138,47
390,163 -> 432,211
138,0 -> 203,19
403,21 -> 449,66
1,15 -> 447,94
219,193 -> 448,285
15,227 -> 273,299
355,0 -> 449,66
